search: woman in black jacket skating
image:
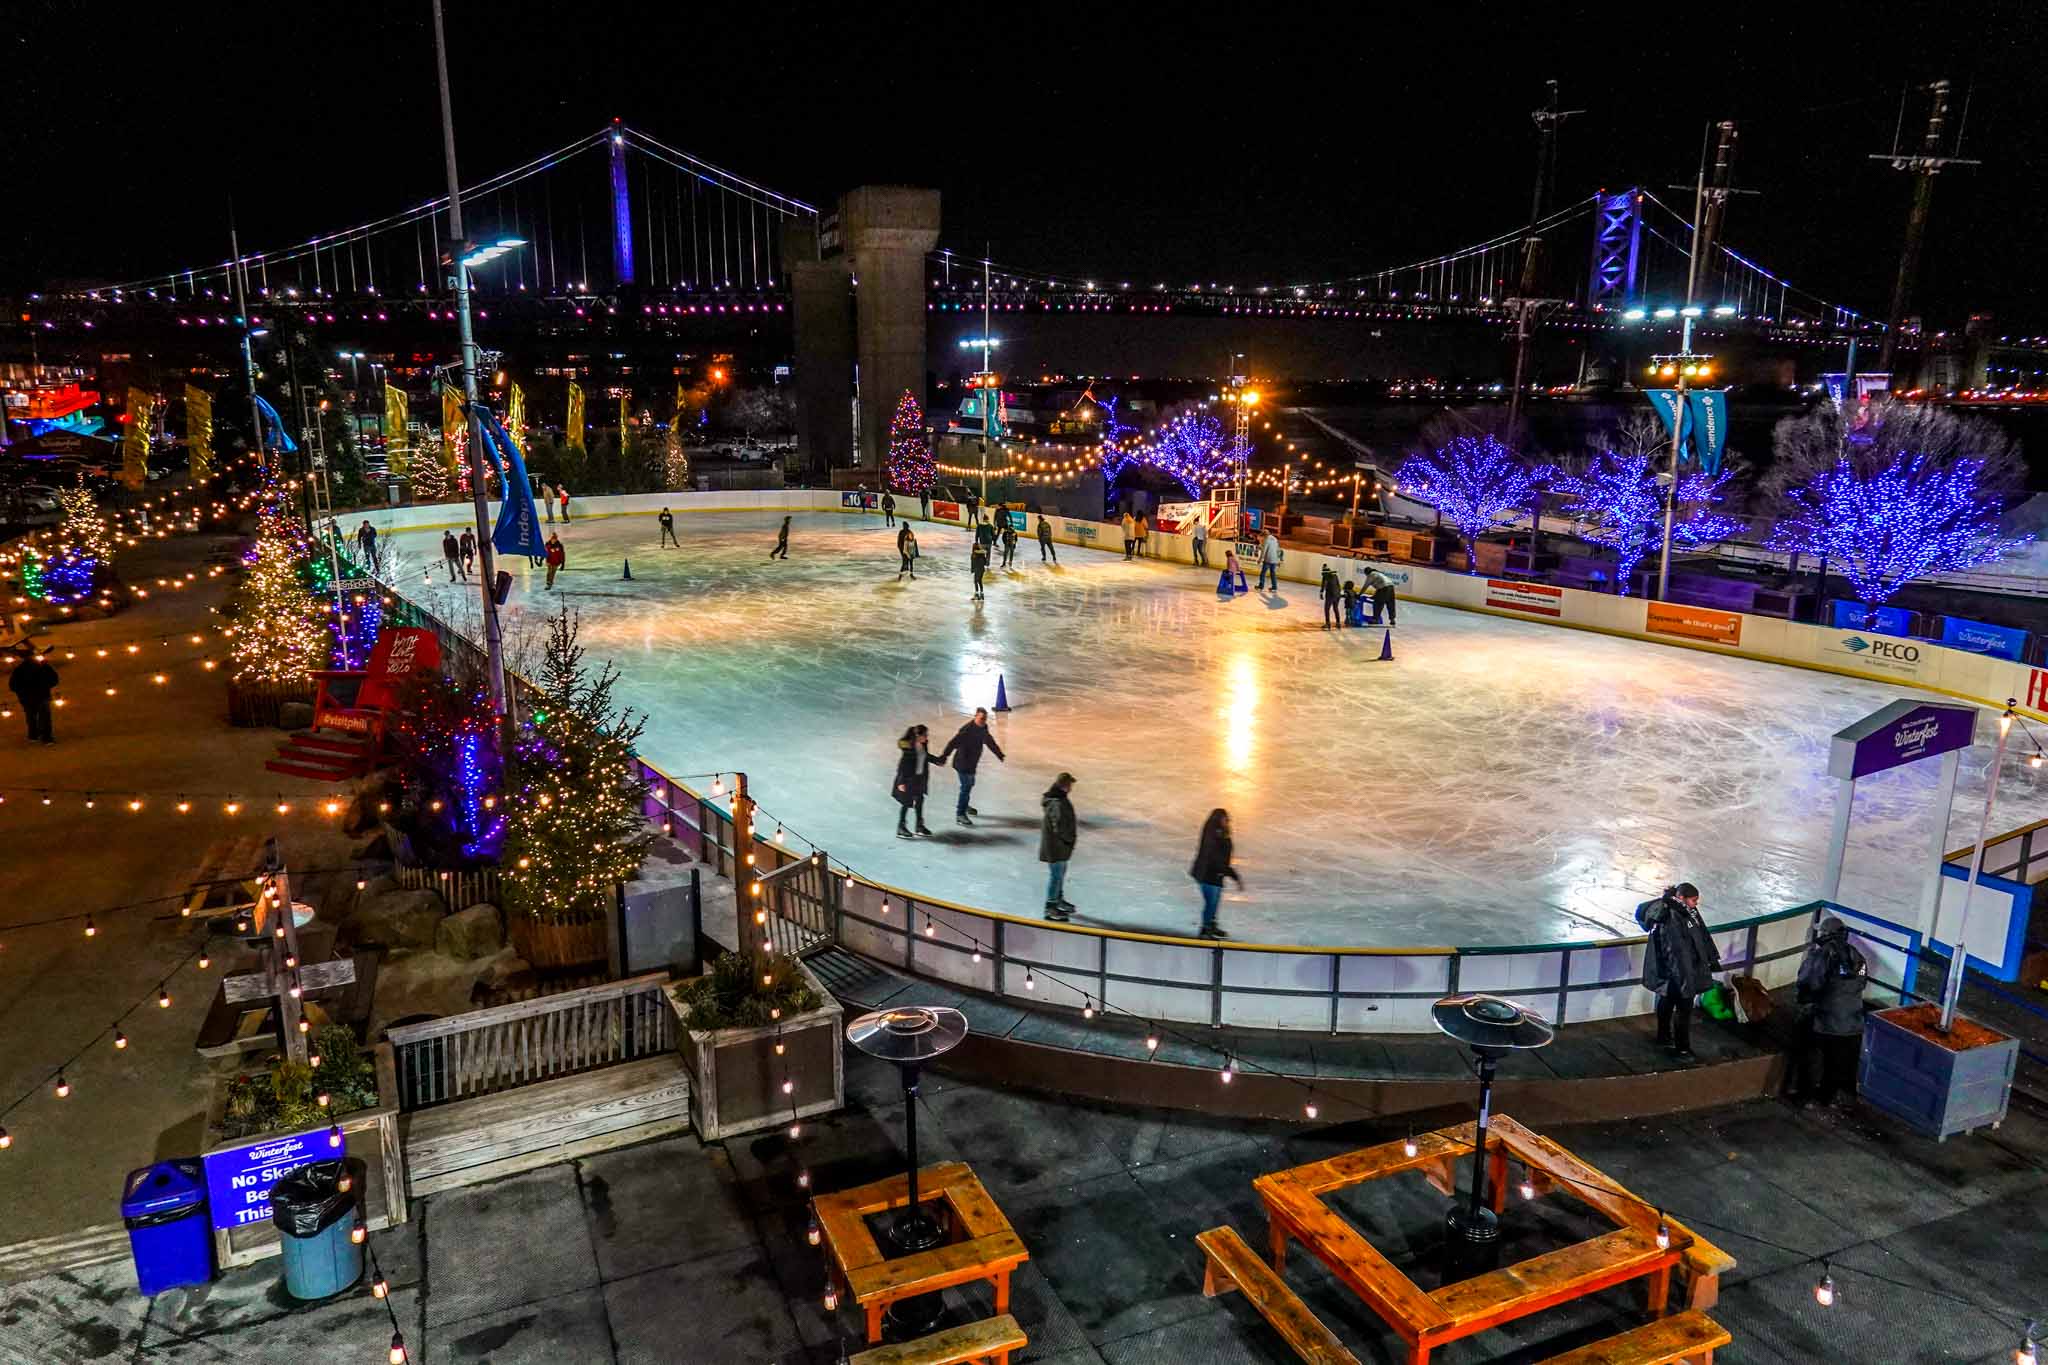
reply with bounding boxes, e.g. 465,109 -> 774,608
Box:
1190,809 -> 1244,939
1636,882 -> 1721,1061
891,725 -> 932,838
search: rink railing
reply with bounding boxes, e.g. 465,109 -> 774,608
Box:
630,754 -> 1824,1035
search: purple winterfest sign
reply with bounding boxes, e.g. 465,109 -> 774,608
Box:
1828,699 -> 1978,781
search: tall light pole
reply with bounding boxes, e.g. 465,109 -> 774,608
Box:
1505,81 -> 1580,436
431,0 -> 509,717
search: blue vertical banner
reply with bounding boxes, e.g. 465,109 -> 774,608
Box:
1645,389 -> 1690,454
1685,390 -> 1730,474
474,406 -> 545,560
251,395 -> 298,455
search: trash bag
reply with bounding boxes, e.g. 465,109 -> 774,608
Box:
1698,982 -> 1736,1021
270,1160 -> 353,1239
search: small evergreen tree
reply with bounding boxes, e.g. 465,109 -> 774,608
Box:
230,498 -> 326,684
887,391 -> 935,493
500,606 -> 652,924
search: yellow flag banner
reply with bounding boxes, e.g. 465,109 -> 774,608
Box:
618,393 -> 629,441
566,381 -> 586,451
507,382 -> 525,454
440,383 -> 465,474
122,388 -> 154,490
184,386 -> 212,484
384,384 -> 410,476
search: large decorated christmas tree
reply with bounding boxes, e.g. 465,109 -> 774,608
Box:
500,606 -> 652,924
886,390 -> 934,494
229,498 -> 326,685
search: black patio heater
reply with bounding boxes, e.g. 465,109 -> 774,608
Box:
1431,992 -> 1555,1282
845,1005 -> 969,1337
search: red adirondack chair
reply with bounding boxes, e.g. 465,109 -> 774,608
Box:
267,628 -> 443,781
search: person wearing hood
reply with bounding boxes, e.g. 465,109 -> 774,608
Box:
1320,564 -> 1342,629
896,523 -> 919,581
1039,773 -> 1078,921
935,708 -> 1005,827
1190,808 -> 1244,939
1792,914 -> 1869,1107
1120,510 -> 1136,560
1636,881 -> 1721,1061
892,725 -> 933,839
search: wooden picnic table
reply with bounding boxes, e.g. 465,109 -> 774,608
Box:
1252,1114 -> 1732,1365
812,1161 -> 1029,1346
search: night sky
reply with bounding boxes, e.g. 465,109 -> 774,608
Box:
5,2 -> 2044,327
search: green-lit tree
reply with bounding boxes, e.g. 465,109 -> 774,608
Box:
500,605 -> 652,926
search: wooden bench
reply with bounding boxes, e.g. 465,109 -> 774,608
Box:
182,833 -> 265,919
846,1313 -> 1026,1365
1430,1226 -> 1678,1332
400,1054 -> 691,1196
1196,1226 -> 1359,1364
1536,1310 -> 1730,1364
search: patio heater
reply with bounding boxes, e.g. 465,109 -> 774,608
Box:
845,1006 -> 969,1336
1431,993 -> 1555,1282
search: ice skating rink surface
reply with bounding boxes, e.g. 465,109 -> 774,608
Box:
388,510 -> 2048,946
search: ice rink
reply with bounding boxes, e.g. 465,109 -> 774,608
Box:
385,509 -> 2048,947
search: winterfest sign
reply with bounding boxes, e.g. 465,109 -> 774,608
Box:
1827,699 -> 1978,781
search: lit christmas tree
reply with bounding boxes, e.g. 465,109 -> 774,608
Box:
500,606 -> 652,925
229,500 -> 326,684
1552,450 -> 1745,594
411,441 -> 449,502
886,391 -> 935,494
1394,435 -> 1552,571
663,421 -> 691,492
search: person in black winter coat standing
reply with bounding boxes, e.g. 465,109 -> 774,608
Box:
1039,773 -> 1078,921
9,643 -> 59,744
1190,808 -> 1244,938
1320,565 -> 1342,629
1791,914 -> 1868,1106
1637,882 -> 1721,1060
935,708 -> 1005,826
891,725 -> 933,838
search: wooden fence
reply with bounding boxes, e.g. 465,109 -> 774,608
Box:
386,972 -> 675,1112
394,863 -> 503,909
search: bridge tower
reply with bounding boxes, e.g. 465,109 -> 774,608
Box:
787,187 -> 940,473
1585,190 -> 1643,311
608,120 -> 635,287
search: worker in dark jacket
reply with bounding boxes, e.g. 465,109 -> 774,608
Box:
891,725 -> 932,839
1792,914 -> 1868,1107
1190,808 -> 1245,939
935,708 -> 1006,827
9,643 -> 59,744
1039,773 -> 1078,921
1320,564 -> 1342,629
1637,882 -> 1721,1061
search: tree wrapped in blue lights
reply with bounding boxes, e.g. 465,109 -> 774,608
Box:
1763,400 -> 2030,607
1394,435 -> 1552,571
1101,404 -> 1235,497
1551,451 -> 1745,593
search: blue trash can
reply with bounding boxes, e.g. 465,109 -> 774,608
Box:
120,1160 -> 212,1296
271,1160 -> 363,1300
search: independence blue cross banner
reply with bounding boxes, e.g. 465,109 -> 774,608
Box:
1686,390 -> 1730,474
1645,389 -> 1690,452
474,406 -> 545,559
250,394 -> 298,454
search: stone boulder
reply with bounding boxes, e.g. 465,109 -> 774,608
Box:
278,701 -> 315,730
436,903 -> 504,960
347,888 -> 446,951
355,873 -> 402,901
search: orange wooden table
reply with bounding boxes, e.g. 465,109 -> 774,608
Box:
812,1161 -> 1030,1346
1252,1114 -> 1731,1365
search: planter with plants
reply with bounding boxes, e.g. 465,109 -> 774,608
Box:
667,948 -> 843,1141
200,1025 -> 405,1268
498,607 -> 652,969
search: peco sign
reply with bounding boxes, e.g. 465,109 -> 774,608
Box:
1822,632 -> 1924,679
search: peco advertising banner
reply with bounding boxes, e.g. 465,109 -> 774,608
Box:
1822,631 -> 1926,680
1646,600 -> 1742,646
1484,579 -> 1563,618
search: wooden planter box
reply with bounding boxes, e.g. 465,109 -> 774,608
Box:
508,913 -> 611,970
666,957 -> 843,1141
1859,1004 -> 2018,1141
226,678 -> 313,728
200,1043 -> 406,1269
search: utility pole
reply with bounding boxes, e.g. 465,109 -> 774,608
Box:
229,220 -> 265,477
1872,80 -> 1980,380
431,0 -> 510,718
1505,81 -> 1580,436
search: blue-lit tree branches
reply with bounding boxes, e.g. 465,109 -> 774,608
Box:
1767,456 -> 2031,605
1394,435 -> 1551,571
1101,403 -> 1235,498
1553,452 -> 1744,593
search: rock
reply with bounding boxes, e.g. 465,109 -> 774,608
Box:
341,790 -> 386,837
474,948 -> 532,988
356,873 -> 402,900
351,831 -> 393,862
347,888 -> 446,950
278,701 -> 315,730
436,903 -> 504,960
369,951 -> 494,1039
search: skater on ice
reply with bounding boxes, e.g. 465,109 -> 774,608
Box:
970,537 -> 990,601
896,524 -> 919,580
442,530 -> 464,581
882,492 -> 896,527
543,531 -> 566,589
1036,514 -> 1057,564
1320,564 -> 1342,629
1341,574 -> 1361,627
1039,772 -> 1078,921
892,724 -> 933,839
1256,529 -> 1282,592
1363,565 -> 1398,625
355,520 -> 380,571
1190,512 -> 1209,567
1636,882 -> 1720,1062
1000,518 -> 1018,569
658,508 -> 679,547
919,489 -> 932,521
1217,548 -> 1249,598
768,515 -> 792,561
1136,509 -> 1151,558
1120,509 -> 1136,560
1189,808 -> 1244,939
541,480 -> 555,523
558,484 -> 573,522
459,527 -> 477,578
936,707 -> 1006,827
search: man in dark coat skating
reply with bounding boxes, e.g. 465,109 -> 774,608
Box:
936,708 -> 1006,827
